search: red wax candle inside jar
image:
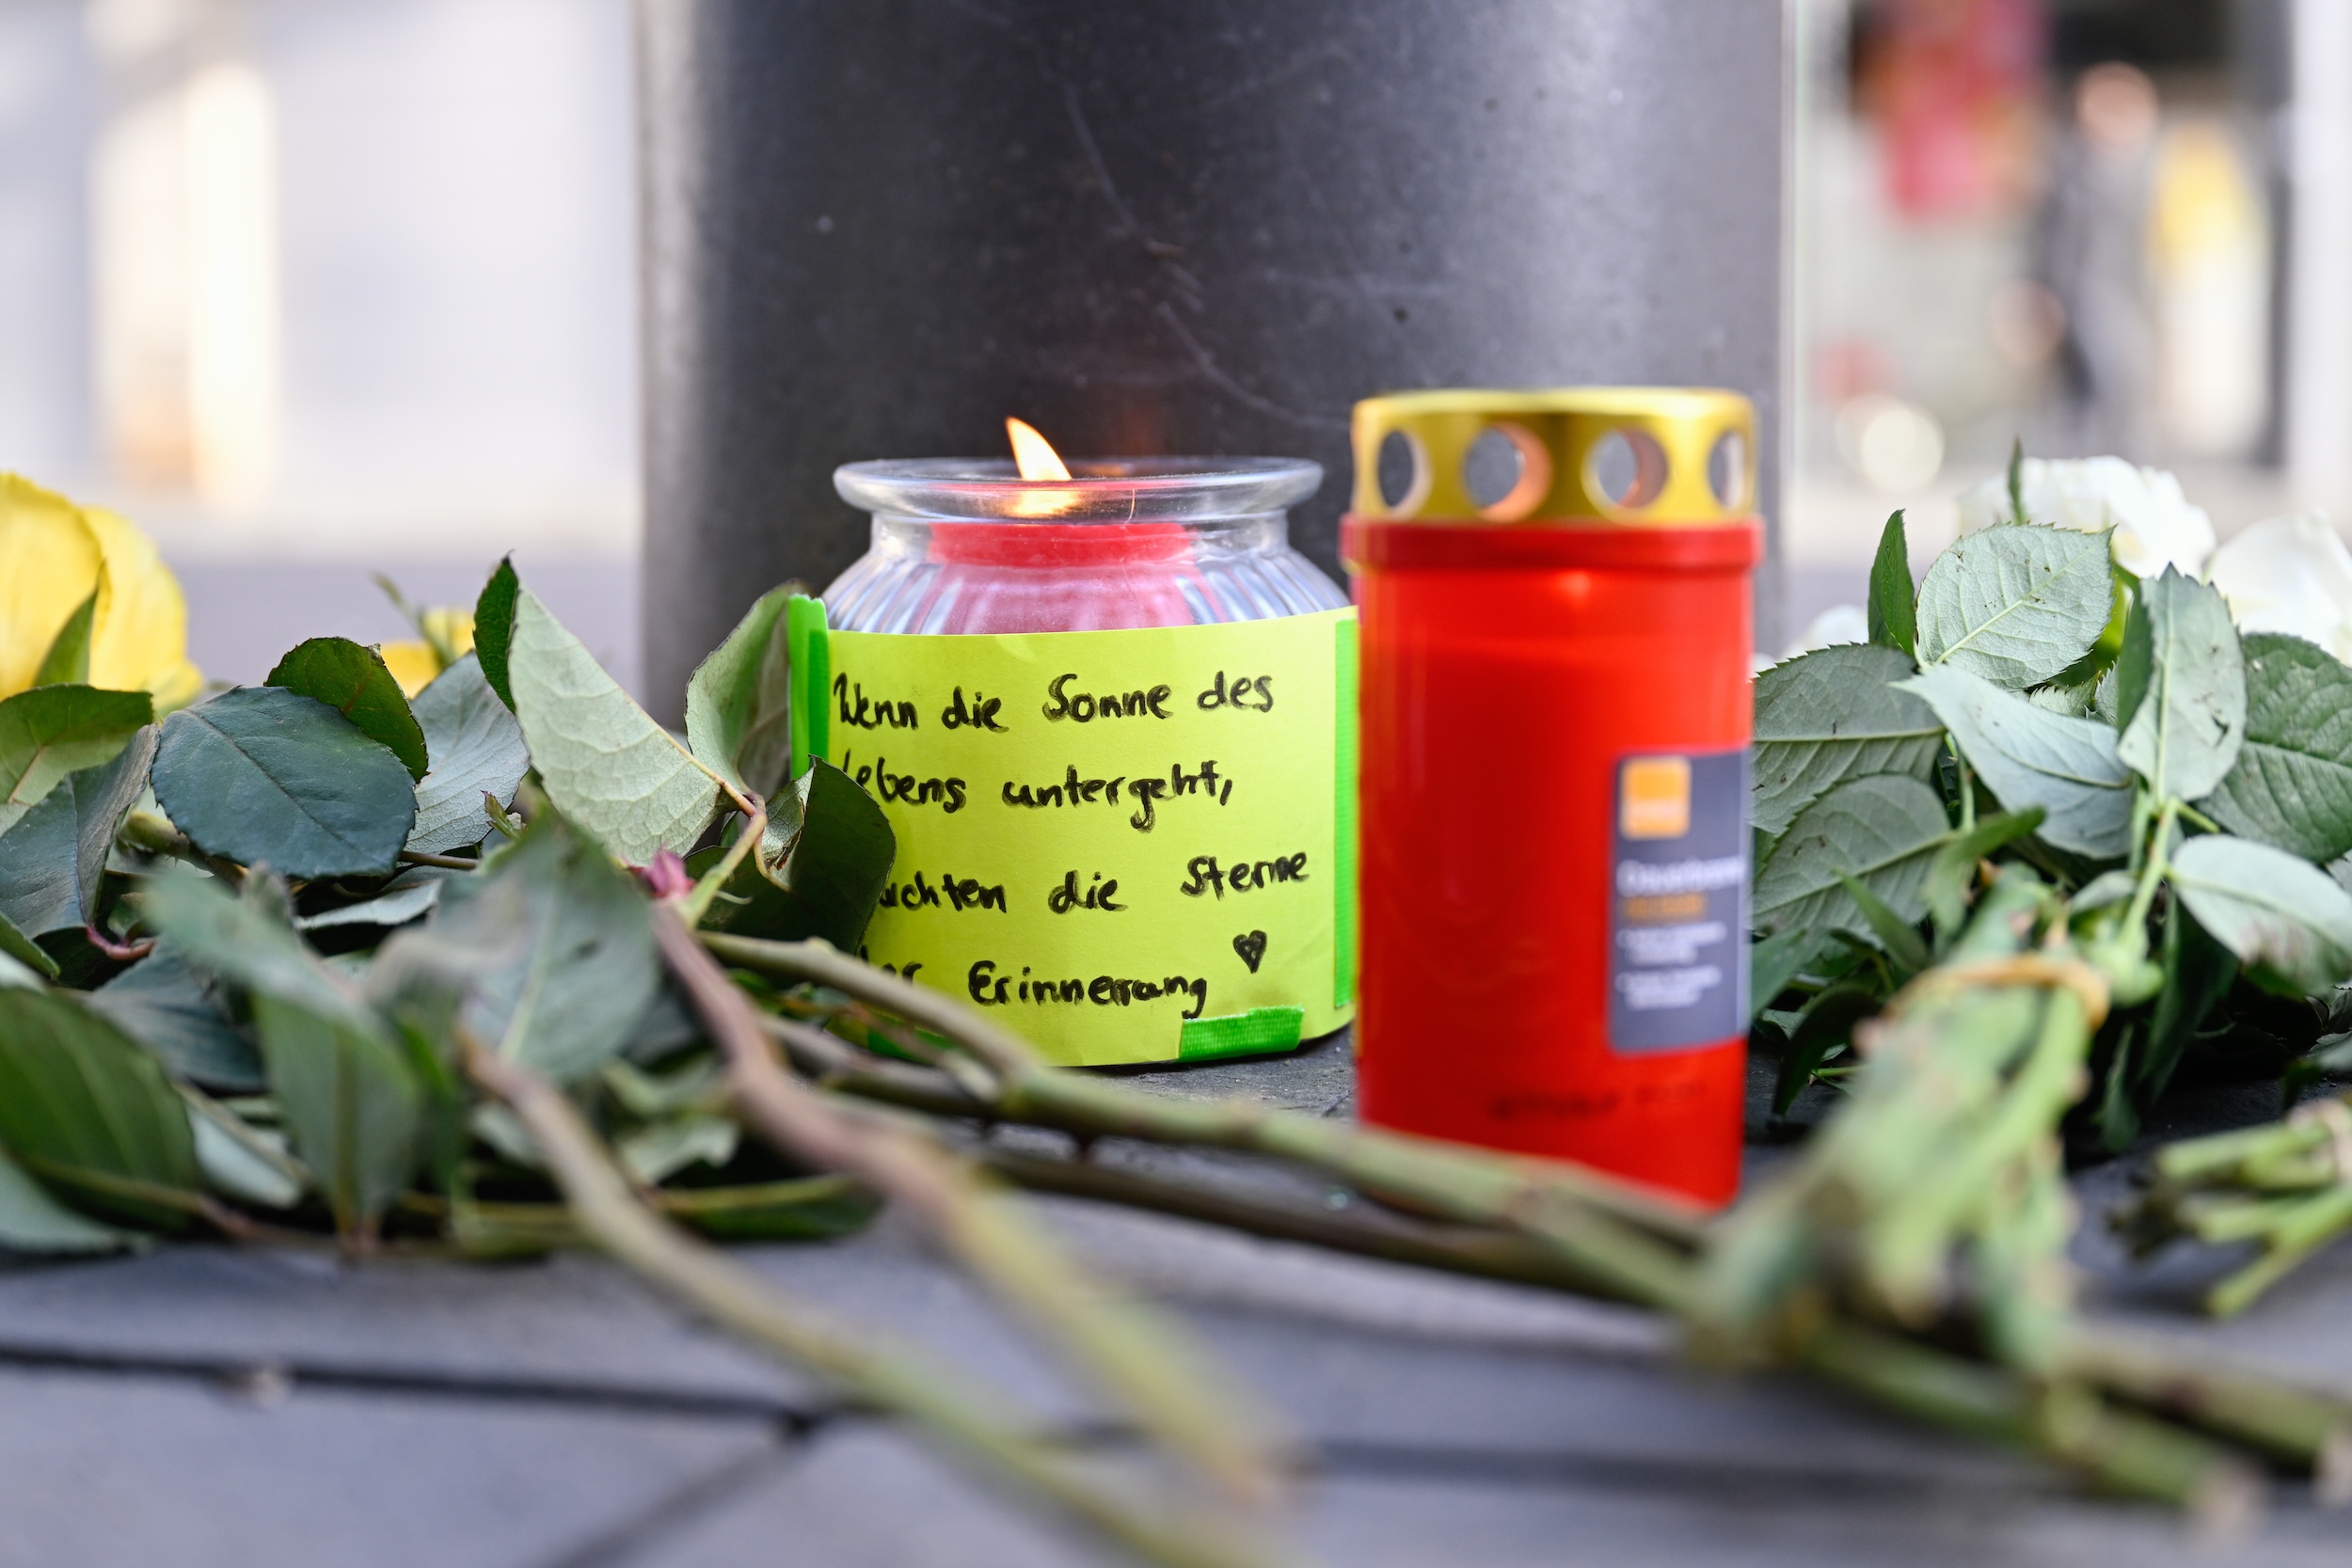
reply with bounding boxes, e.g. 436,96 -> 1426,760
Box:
1343,389 -> 1761,1207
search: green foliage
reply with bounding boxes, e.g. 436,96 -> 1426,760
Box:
2168,834 -> 2352,997
1899,666 -> 2132,859
71,725 -> 155,924
0,724 -> 155,938
250,992 -> 421,1236
297,872 -> 446,932
506,586 -> 720,865
687,584 -> 801,801
1730,475 -> 2352,1333
0,988 -> 199,1229
1751,643 -> 1942,836
32,588 -> 97,687
692,759 -> 896,950
2201,632 -> 2352,862
140,873 -> 420,1235
1832,870 -> 1930,976
141,870 -> 371,1023
85,943 -> 263,1091
0,1148 -> 136,1254
185,1091 -> 307,1211
389,811 -> 659,1084
267,636 -> 431,781
405,654 -> 528,855
2113,569 -> 2245,802
0,909 -> 57,981
152,687 -> 419,878
618,1113 -> 739,1184
1772,982 -> 1879,1116
1866,510 -> 1916,657
0,783 -> 77,938
0,559 -> 916,1325
1913,524 -> 2115,689
0,683 -> 152,838
1923,809 -> 2043,936
473,555 -> 519,710
1753,773 -> 1950,938
2135,897 -> 2237,1108
1747,923 -> 1821,1022
663,1176 -> 882,1243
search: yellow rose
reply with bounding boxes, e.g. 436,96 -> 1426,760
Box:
378,641 -> 441,698
0,475 -> 201,707
379,608 -> 476,698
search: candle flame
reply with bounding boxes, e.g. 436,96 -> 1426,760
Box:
1006,418 -> 1073,482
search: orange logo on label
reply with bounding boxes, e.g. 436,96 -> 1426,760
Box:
1620,757 -> 1691,840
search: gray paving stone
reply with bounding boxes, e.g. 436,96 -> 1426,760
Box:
619,1418 -> 2346,1568
1023,1197 -> 2031,1488
0,1361 -> 779,1568
0,1224 -> 1095,1420
0,1197 -> 2039,1490
0,1246 -> 803,1410
622,1425 -> 1109,1568
1302,1467 -> 2350,1568
1103,1027 -> 1356,1117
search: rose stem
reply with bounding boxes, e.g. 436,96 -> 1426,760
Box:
659,906 -> 1295,1512
463,1035 -> 1301,1568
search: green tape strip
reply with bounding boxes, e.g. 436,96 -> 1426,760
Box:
787,594 -> 831,777
1179,1006 -> 1305,1062
1333,613 -> 1358,1008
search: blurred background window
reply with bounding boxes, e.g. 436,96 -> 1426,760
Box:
1786,0 -> 2328,633
0,0 -> 637,686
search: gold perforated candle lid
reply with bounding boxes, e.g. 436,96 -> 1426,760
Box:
1349,388 -> 1756,526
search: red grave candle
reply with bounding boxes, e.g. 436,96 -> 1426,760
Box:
1343,389 -> 1761,1207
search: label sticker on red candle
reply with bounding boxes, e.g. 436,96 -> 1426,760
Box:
1608,749 -> 1748,1053
797,606 -> 1357,1067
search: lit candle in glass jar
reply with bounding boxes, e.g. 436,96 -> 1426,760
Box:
785,423 -> 1356,1069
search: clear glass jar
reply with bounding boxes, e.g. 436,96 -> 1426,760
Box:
823,456 -> 1346,632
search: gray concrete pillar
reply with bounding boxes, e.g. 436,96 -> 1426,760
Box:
636,0 -> 1787,719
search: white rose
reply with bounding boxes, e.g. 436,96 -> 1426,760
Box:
2207,512 -> 2352,663
1954,456 -> 2216,578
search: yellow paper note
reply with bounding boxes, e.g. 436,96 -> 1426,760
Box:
801,606 -> 1358,1066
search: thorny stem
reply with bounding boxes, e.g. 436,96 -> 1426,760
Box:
1856,988 -> 2090,1326
461,1038 -> 1298,1568
2056,1326 -> 2352,1495
2127,1101 -> 2352,1318
658,906 -> 1296,1513
981,1147 -> 2270,1513
764,1012 -> 992,1119
699,932 -> 1705,1250
973,1146 -> 1652,1304
696,933 -> 2352,1513
1795,1322 -> 2264,1523
2207,1188 -> 2352,1320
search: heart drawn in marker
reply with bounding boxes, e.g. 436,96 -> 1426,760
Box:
1232,930 -> 1268,974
